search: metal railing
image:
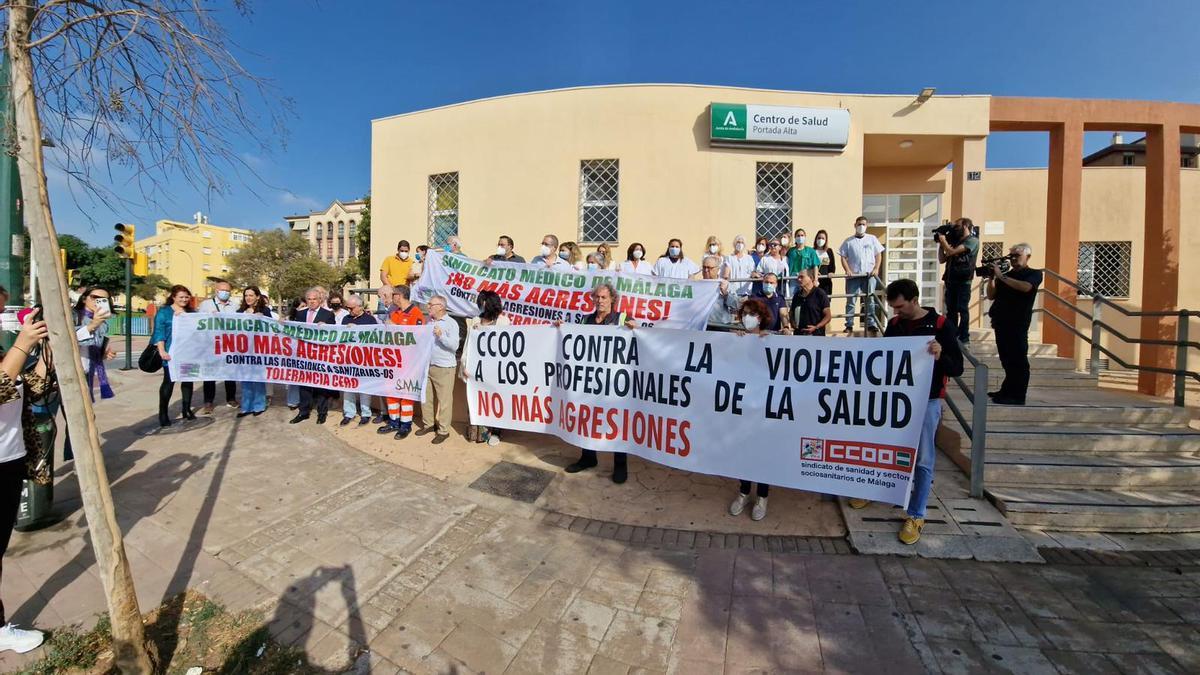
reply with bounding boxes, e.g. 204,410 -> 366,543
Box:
1038,268 -> 1199,407
943,345 -> 988,498
721,272 -> 888,330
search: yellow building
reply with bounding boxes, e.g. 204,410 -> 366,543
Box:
135,213 -> 253,300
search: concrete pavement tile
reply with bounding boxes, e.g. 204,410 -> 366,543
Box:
965,603 -> 1022,647
813,601 -> 878,673
644,569 -> 692,598
1042,648 -> 1122,675
634,591 -> 686,621
727,595 -> 820,672
666,655 -> 722,675
977,644 -> 1059,674
588,653 -> 632,675
990,603 -> 1052,648
506,566 -> 559,610
1142,623 -> 1200,671
671,592 -> 729,665
306,627 -> 365,672
926,637 -> 996,675
772,553 -> 809,600
506,620 -> 601,675
900,558 -> 953,589
944,565 -> 1012,604
859,604 -> 929,675
730,550 -> 773,597
370,620 -> 448,664
1034,617 -> 1161,653
530,579 -> 582,623
1104,652 -> 1190,675
440,621 -> 519,674
564,595 -> 619,642
806,554 -> 892,606
691,549 -> 735,596
1160,597 -> 1200,623
596,610 -> 676,672
1008,586 -> 1081,620
581,571 -> 647,612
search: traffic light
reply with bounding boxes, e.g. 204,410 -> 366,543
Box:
113,223 -> 135,259
133,252 -> 148,276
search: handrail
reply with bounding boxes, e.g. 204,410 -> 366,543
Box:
943,341 -> 987,498
1038,309 -> 1200,382
1043,268 -> 1200,318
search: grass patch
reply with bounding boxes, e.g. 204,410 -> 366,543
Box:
10,591 -> 339,675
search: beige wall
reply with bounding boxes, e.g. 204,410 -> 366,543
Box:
371,84 -> 989,266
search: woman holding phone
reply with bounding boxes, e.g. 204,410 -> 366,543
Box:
71,286 -> 116,401
153,285 -> 196,427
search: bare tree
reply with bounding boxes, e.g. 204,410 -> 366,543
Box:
5,1 -> 289,671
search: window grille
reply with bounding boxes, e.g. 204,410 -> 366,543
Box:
981,242 -> 1004,262
579,159 -> 619,243
337,222 -> 345,261
755,162 -> 793,241
428,172 -> 460,248
1078,241 -> 1131,298
348,222 -> 357,258
326,223 -> 334,260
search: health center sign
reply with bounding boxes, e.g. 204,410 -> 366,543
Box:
710,102 -> 850,151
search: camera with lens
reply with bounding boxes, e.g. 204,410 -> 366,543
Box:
975,255 -> 1013,278
932,221 -> 956,239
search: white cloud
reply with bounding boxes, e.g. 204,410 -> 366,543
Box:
278,190 -> 322,212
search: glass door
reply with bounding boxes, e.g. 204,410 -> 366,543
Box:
862,194 -> 943,313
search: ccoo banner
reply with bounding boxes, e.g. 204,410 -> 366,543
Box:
412,251 -> 719,329
168,314 -> 434,401
466,325 -> 935,506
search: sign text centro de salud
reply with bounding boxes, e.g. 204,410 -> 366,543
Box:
710,102 -> 850,151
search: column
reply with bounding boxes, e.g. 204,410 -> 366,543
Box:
1042,121 -> 1084,359
1138,124 -> 1181,396
950,136 -> 988,220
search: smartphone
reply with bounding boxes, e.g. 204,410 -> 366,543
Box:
96,297 -> 111,314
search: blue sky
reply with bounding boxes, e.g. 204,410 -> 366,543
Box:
48,0 -> 1200,245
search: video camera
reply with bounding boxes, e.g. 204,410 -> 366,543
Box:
975,255 -> 1014,278
932,221 -> 956,239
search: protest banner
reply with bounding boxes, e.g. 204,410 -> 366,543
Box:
412,251 -> 719,329
168,313 -> 434,401
466,325 -> 935,506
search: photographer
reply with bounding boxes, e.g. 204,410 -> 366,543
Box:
985,243 -> 1043,406
935,217 -> 979,344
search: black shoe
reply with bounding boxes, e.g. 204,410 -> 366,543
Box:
236,411 -> 252,418
339,416 -> 354,427
415,426 -> 436,437
394,426 -> 412,440
612,465 -> 627,484
358,417 -> 370,426
183,409 -> 197,420
377,422 -> 398,435
431,433 -> 449,445
992,396 -> 1026,406
565,459 -> 598,474
159,416 -> 172,428
289,414 -> 310,424
987,390 -> 1002,399
252,411 -> 263,416
317,414 -> 327,425
288,405 -> 298,411
371,414 -> 387,424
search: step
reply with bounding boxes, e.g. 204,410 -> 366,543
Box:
988,487 -> 1200,532
965,354 -> 1078,372
982,453 -> 1200,489
942,393 -> 1192,426
967,341 -> 1060,357
980,424 -> 1200,454
962,369 -> 1099,390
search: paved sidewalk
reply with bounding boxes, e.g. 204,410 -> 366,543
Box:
0,370 -> 1197,673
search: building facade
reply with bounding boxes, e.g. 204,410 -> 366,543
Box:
136,214 -> 252,300
370,84 -> 1200,396
284,199 -> 366,268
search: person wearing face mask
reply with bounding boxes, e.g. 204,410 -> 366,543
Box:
838,216 -> 886,335
652,238 -> 700,279
489,235 -> 525,263
751,236 -> 769,266
724,235 -> 756,298
703,256 -> 740,326
561,241 -> 585,270
750,272 -> 790,332
785,228 -> 821,299
200,280 -> 238,414
446,236 -> 463,255
327,293 -> 348,323
532,233 -> 574,271
754,238 -> 789,281
619,242 -> 652,275
380,240 -> 416,288
728,297 -> 775,520
585,253 -> 603,271
411,245 -> 430,280
702,236 -> 728,277
813,229 -> 836,296
594,244 -> 615,271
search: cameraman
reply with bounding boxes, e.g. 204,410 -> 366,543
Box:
935,217 -> 979,344
985,243 -> 1043,406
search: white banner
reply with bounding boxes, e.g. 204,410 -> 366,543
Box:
466,325 -> 935,506
412,251 -> 719,329
168,314 -> 433,401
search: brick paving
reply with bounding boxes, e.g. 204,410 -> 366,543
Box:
0,370 -> 1197,673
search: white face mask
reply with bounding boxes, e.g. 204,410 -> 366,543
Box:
855,224 -> 867,236
495,246 -> 507,257
540,244 -> 552,257
780,237 -> 790,247
708,244 -> 719,254
735,242 -> 745,252
632,249 -> 644,260
815,238 -> 825,247
741,314 -> 760,331
756,244 -> 766,254
587,262 -> 598,270
668,246 -> 681,257
398,251 -> 409,260
797,236 -> 806,246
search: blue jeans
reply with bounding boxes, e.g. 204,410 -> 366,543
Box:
342,392 -> 373,418
907,400 -> 944,519
240,381 -> 267,413
845,276 -> 878,330
286,384 -> 300,408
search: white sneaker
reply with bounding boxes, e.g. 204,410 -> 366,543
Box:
0,623 -> 44,653
751,497 -> 768,521
729,492 -> 749,516
487,434 -> 500,446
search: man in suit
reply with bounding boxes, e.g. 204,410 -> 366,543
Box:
290,287 -> 337,424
